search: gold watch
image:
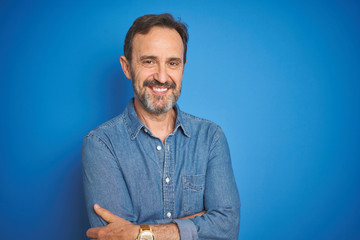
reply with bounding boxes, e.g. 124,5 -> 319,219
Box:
137,224 -> 155,240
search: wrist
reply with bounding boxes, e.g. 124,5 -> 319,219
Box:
137,224 -> 155,240
133,225 -> 141,239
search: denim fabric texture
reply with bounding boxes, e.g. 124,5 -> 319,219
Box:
82,99 -> 240,239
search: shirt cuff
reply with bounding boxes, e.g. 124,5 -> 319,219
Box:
172,219 -> 198,240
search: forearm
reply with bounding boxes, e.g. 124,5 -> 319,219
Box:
146,211 -> 204,240
150,223 -> 180,240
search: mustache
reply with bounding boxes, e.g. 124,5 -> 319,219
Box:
143,80 -> 176,89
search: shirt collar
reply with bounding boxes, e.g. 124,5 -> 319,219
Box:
124,98 -> 191,140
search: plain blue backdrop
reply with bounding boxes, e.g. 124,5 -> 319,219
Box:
1,0 -> 359,239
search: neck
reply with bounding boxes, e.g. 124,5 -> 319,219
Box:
133,98 -> 176,143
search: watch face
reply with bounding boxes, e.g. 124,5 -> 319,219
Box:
139,231 -> 154,240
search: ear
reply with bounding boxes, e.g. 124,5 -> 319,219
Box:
120,56 -> 132,80
182,59 -> 187,72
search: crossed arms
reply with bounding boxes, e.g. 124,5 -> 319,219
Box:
87,204 -> 205,239
82,126 -> 240,239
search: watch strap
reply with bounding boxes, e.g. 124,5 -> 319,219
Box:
140,224 -> 151,231
138,224 -> 155,240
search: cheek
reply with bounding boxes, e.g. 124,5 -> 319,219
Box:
132,72 -> 145,88
135,69 -> 154,84
171,71 -> 183,84
175,77 -> 183,88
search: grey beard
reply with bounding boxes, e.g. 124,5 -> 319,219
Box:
141,90 -> 176,115
130,66 -> 179,115
132,79 -> 178,115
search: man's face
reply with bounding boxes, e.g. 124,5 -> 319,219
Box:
127,27 -> 185,115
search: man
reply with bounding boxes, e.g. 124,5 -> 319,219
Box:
82,13 -> 240,239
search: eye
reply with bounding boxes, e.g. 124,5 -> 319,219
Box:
142,59 -> 156,68
144,60 -> 154,65
169,61 -> 180,68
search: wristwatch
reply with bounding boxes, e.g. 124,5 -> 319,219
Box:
137,224 -> 155,240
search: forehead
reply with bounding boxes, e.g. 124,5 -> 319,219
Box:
132,27 -> 184,59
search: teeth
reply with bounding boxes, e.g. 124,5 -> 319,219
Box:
153,87 -> 167,92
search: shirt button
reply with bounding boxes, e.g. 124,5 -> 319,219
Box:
167,212 -> 172,218
144,128 -> 148,133
156,145 -> 162,151
165,177 -> 170,183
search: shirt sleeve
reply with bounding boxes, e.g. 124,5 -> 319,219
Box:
188,127 -> 241,240
81,134 -> 137,227
173,219 -> 199,240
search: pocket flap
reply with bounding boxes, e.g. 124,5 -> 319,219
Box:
183,174 -> 205,191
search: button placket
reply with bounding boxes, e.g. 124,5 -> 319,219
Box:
163,137 -> 174,219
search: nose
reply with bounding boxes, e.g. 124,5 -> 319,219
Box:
153,63 -> 169,83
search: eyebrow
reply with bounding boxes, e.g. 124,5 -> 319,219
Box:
168,57 -> 182,63
139,55 -> 182,63
140,55 -> 158,61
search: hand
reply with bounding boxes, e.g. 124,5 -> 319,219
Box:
178,211 -> 206,219
86,204 -> 140,240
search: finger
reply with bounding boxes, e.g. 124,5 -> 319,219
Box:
93,204 -> 118,223
86,226 -> 103,238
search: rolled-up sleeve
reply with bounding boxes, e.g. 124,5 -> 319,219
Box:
173,219 -> 198,240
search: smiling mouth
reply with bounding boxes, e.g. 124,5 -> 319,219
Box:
143,80 -> 176,95
149,86 -> 169,95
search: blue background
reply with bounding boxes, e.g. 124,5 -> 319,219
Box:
1,0 -> 359,239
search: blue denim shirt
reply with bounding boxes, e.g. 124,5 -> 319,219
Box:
82,99 -> 240,239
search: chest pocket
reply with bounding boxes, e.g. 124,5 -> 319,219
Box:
182,174 -> 205,215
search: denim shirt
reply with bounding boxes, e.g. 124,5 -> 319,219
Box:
82,99 -> 240,239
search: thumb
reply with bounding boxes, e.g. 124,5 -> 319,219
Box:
93,204 -> 119,223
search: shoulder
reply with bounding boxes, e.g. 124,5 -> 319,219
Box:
180,109 -> 220,128
179,109 -> 225,141
83,113 -> 126,142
